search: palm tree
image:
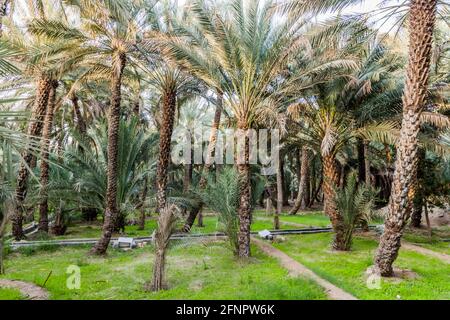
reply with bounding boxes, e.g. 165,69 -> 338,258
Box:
29,0 -> 157,253
0,110 -> 42,273
374,0 -> 437,276
287,0 -> 441,277
168,0 -> 308,257
334,171 -> 378,250
12,74 -> 52,239
289,146 -> 310,214
38,80 -> 58,232
2,0 -> 88,239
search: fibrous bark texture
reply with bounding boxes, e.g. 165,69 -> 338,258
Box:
374,0 -> 436,276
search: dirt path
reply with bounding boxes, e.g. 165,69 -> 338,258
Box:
401,242 -> 450,264
252,238 -> 357,300
254,216 -> 309,228
0,279 -> 49,300
356,233 -> 450,264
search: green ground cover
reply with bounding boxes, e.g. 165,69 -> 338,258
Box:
273,233 -> 450,300
0,241 -> 326,300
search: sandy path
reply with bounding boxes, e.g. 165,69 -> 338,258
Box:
400,242 -> 450,264
357,233 -> 450,264
253,238 -> 357,300
0,279 -> 49,300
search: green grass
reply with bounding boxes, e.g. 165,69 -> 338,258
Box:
0,241 -> 326,300
0,287 -> 24,300
273,233 -> 450,300
278,214 -> 331,227
44,213 -> 329,241
403,228 -> 450,255
254,210 -> 331,228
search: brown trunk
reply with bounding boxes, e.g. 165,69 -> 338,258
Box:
237,122 -> 251,258
290,146 -> 309,215
0,206 -> 7,275
424,199 -> 432,239
50,203 -> 67,236
411,196 -> 423,228
182,91 -> 222,231
364,141 -> 371,185
274,154 -> 282,230
71,94 -> 86,135
0,237 -> 4,274
150,249 -> 167,291
13,75 -> 52,240
280,157 -> 289,206
133,97 -> 140,117
38,80 -> 58,233
374,0 -> 436,276
137,177 -> 149,230
155,84 -> 177,212
149,205 -> 178,291
265,197 -> 273,215
323,154 -> 345,250
91,52 -> 126,255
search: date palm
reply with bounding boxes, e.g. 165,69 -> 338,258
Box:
29,0 -> 159,253
374,0 -> 438,276
289,0 -> 443,273
0,1 -> 83,239
168,0 -> 314,257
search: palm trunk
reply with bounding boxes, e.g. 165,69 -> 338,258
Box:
151,248 -> 167,291
38,80 -> 58,233
133,96 -> 140,117
357,138 -> 366,183
274,155 -> 282,230
91,52 -> 126,255
137,177 -> 149,230
411,195 -> 423,228
374,0 -> 436,276
323,154 -> 345,250
13,75 -> 52,240
0,212 -> 7,275
155,85 -> 177,212
424,199 -> 432,239
364,141 -> 371,185
182,91 -> 222,232
0,236 -> 4,274
237,122 -> 251,258
280,157 -> 289,206
51,202 -> 67,236
71,94 -> 86,135
289,146 -> 309,215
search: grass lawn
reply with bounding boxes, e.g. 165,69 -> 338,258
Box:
0,241 -> 326,300
254,210 -> 332,228
403,227 -> 450,255
273,233 -> 450,300
32,213 -> 323,241
0,288 -> 24,300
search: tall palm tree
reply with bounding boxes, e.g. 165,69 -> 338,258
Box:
374,0 -> 437,276
38,80 -> 58,232
289,145 -> 310,214
287,0 -> 442,277
13,74 -> 52,239
29,0 -> 157,253
3,0 -> 87,239
169,0 -> 308,257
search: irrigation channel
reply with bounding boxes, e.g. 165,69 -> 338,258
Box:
8,226 -> 378,250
